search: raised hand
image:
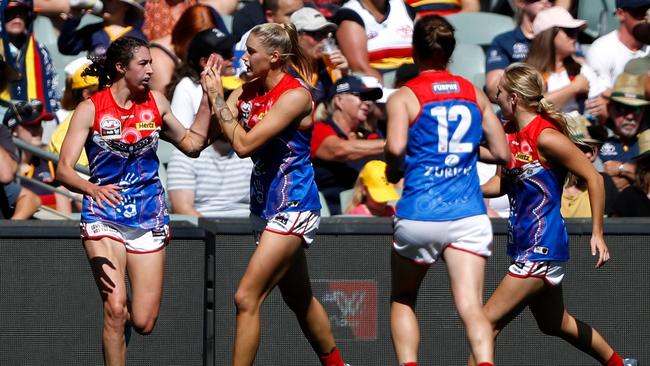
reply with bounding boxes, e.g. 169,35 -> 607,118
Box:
201,53 -> 225,103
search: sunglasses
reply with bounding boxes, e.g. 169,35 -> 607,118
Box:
560,27 -> 580,38
612,101 -> 644,115
302,30 -> 330,41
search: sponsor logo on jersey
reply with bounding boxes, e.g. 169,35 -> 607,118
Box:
444,154 -> 460,167
432,82 -> 459,94
599,142 -> 618,156
136,121 -> 156,130
533,246 -> 549,255
515,152 -> 532,162
100,117 -> 122,139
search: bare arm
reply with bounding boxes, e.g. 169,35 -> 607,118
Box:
543,74 -> 589,110
11,187 -> 40,219
477,86 -> 510,164
314,136 -> 385,162
336,20 -> 383,81
0,148 -> 18,184
169,189 -> 202,217
155,90 -> 220,158
460,0 -> 480,12
538,128 -> 609,268
384,87 -> 414,183
56,99 -> 122,209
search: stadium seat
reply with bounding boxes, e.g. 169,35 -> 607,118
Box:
339,188 -> 353,214
578,0 -> 618,39
446,12 -> 515,48
449,43 -> 486,90
319,191 -> 331,217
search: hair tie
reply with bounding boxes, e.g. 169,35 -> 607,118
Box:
532,95 -> 543,102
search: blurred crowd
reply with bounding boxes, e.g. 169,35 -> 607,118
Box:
2,0 -> 650,219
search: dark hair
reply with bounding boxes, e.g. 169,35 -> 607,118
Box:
635,155 -> 650,194
83,37 -> 149,89
412,15 -> 455,70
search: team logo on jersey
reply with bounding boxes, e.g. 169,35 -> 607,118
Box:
515,152 -> 532,162
100,117 -> 122,139
432,82 -> 459,94
239,101 -> 252,127
599,142 -> 618,156
444,154 -> 460,167
136,121 -> 156,130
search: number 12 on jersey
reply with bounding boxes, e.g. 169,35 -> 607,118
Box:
430,105 -> 473,154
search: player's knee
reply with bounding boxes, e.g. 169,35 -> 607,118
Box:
234,288 -> 259,314
104,300 -> 128,328
132,316 -> 158,335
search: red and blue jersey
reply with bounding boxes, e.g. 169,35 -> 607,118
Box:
503,115 -> 569,262
237,74 -> 320,219
82,89 -> 168,229
396,70 -> 486,221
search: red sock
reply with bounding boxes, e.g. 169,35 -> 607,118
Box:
605,351 -> 623,366
477,363 -> 494,366
319,347 -> 344,366
400,363 -> 418,366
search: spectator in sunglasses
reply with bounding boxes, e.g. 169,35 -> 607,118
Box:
599,73 -> 649,191
525,6 -> 603,114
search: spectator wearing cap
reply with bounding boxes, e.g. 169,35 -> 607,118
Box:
57,0 -> 147,57
345,160 -> 399,216
561,115 -> 620,218
49,57 -> 99,168
169,28 -> 241,128
310,74 -> 385,214
289,7 -> 348,105
1,0 -> 59,124
525,6 -> 603,115
405,0 -> 478,19
599,72 -> 650,192
166,28 -> 252,218
148,4 -> 229,94
586,0 -> 650,120
485,0 -> 561,101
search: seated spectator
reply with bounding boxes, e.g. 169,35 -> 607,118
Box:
2,0 -> 60,121
561,117 -> 619,218
405,0 -> 478,19
0,118 -> 40,220
167,135 -> 253,217
485,0 -> 554,100
335,0 -> 414,84
311,75 -> 385,214
526,6 -> 602,114
57,0 -> 147,57
289,7 -> 348,105
149,4 -> 229,93
610,132 -> 650,216
345,160 -> 398,216
50,57 -> 99,163
169,27 -> 241,128
585,0 -> 650,121
599,72 -> 649,191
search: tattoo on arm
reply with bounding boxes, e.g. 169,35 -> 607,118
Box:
214,96 -> 234,124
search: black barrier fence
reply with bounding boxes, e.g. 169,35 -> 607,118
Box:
0,218 -> 649,366
203,217 -> 650,366
0,221 -> 207,366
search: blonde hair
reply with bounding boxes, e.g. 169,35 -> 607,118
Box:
501,62 -> 574,139
250,22 -> 313,84
345,176 -> 366,214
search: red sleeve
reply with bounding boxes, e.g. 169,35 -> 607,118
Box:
310,121 -> 337,157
